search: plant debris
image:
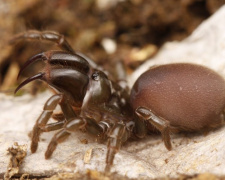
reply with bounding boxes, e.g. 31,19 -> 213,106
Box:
4,142 -> 27,180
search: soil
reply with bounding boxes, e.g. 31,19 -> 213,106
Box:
0,0 -> 224,92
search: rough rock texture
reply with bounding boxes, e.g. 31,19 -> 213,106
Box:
1,5 -> 225,180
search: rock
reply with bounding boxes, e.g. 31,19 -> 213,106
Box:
0,92 -> 158,179
1,5 -> 225,180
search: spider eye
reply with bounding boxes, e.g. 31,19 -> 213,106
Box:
92,72 -> 99,81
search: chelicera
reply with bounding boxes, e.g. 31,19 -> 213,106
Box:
14,30 -> 225,172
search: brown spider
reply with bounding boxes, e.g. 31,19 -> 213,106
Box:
14,30 -> 134,172
14,30 -> 225,173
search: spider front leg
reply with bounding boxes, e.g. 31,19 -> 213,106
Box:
31,93 -> 78,153
10,30 -> 75,53
11,30 -> 100,69
31,94 -> 63,153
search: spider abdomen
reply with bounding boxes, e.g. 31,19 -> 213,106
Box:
130,63 -> 225,131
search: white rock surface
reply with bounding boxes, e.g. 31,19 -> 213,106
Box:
1,5 -> 225,179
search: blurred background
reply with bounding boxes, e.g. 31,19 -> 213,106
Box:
0,0 -> 224,94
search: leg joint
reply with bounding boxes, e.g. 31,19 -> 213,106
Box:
44,94 -> 62,110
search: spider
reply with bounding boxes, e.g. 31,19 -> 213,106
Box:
14,30 -> 134,172
14,30 -> 225,173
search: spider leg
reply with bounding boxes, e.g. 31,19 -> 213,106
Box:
45,129 -> 70,159
31,92 -> 78,153
45,117 -> 105,159
105,123 -> 129,172
51,107 -> 80,121
45,117 -> 85,159
40,121 -> 66,131
135,107 -> 172,150
51,112 -> 65,122
11,30 -> 99,70
10,30 -> 75,53
31,94 -> 63,153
